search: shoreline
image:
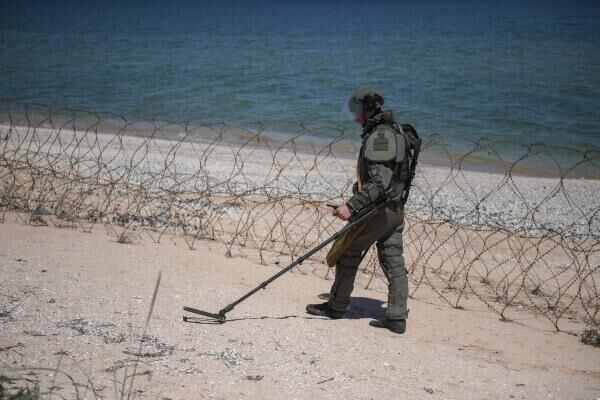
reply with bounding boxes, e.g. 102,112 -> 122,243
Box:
2,123 -> 599,240
1,121 -> 598,180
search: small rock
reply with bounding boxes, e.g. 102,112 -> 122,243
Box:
581,328 -> 600,347
33,205 -> 51,216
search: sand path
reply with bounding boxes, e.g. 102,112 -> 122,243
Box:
1,215 -> 599,399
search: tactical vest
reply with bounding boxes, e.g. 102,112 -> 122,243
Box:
357,111 -> 421,205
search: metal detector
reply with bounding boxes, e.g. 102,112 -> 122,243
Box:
183,201 -> 384,323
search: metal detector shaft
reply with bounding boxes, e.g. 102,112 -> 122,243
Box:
216,203 -> 381,317
185,201 -> 384,321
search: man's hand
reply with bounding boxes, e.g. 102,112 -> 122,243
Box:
332,204 -> 352,221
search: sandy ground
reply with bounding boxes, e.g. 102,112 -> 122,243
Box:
1,214 -> 599,400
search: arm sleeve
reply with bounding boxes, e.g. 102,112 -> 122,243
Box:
345,161 -> 395,214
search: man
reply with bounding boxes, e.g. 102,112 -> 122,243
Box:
306,87 -> 417,335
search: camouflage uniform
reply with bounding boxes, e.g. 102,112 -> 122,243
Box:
328,110 -> 409,320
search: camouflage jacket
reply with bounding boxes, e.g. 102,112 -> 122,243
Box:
345,110 -> 408,215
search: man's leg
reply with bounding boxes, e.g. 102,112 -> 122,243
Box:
368,217 -> 408,333
308,205 -> 403,317
307,225 -> 379,318
328,240 -> 366,312
376,219 -> 409,320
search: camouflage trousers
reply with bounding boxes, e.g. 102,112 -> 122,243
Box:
328,202 -> 409,320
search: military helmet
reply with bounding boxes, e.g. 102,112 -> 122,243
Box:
345,87 -> 384,116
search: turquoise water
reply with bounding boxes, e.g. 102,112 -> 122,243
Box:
1,1 -> 599,149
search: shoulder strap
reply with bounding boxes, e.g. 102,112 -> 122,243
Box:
395,123 -> 422,206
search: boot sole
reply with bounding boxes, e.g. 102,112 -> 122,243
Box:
369,320 -> 406,334
306,306 -> 345,319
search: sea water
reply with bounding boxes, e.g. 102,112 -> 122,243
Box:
1,0 -> 599,152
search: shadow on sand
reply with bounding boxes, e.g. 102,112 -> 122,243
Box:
183,294 -> 386,325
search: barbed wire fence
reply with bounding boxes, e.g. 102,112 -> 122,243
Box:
1,100 -> 598,332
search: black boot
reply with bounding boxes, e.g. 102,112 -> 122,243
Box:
369,318 -> 406,334
306,302 -> 345,319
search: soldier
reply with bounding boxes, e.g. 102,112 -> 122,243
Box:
306,87 -> 418,334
